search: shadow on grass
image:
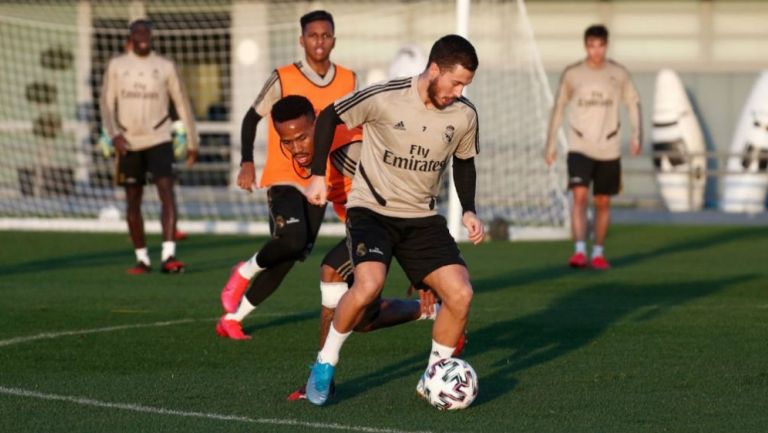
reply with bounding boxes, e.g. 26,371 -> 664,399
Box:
470,274 -> 754,406
610,227 -> 767,269
472,226 -> 765,295
332,228 -> 761,404
329,353 -> 426,406
242,310 -> 316,335
1,235 -> 256,277
331,275 -> 752,408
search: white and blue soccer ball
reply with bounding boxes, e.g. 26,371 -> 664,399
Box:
421,357 -> 478,410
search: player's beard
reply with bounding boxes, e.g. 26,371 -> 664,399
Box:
427,78 -> 445,109
133,40 -> 152,56
427,77 -> 454,110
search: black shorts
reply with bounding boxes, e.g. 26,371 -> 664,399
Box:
322,239 -> 354,285
567,152 -> 621,195
345,207 -> 466,286
267,185 -> 326,261
117,142 -> 174,186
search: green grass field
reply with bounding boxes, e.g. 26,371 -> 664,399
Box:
1,226 -> 767,433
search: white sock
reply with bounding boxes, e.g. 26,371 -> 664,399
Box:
419,302 -> 440,321
238,253 -> 263,279
317,324 -> 351,366
224,297 -> 256,322
592,245 -> 604,258
428,339 -> 456,367
135,248 -> 150,266
575,241 -> 586,254
161,241 -> 176,262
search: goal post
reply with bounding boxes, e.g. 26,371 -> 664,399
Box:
447,0 -> 570,241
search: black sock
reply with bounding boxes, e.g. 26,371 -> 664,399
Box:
244,260 -> 295,306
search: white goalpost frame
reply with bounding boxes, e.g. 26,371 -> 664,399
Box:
447,0 -> 570,241
74,1 -> 92,186
446,0 -> 471,242
510,0 -> 571,240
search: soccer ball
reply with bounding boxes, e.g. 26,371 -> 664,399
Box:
421,357 -> 478,410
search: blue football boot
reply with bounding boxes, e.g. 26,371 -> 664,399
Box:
306,360 -> 336,406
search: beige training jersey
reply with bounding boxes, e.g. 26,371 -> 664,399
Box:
334,76 -> 479,218
251,60 -> 358,116
545,59 -> 641,161
100,51 -> 198,151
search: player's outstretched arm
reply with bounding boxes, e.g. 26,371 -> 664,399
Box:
544,71 -> 572,166
99,59 -> 126,155
167,61 -> 199,159
545,147 -> 557,167
99,60 -> 122,148
237,107 -> 262,192
305,175 -> 327,206
112,135 -> 129,156
462,211 -> 484,245
304,104 -> 344,205
405,284 -> 438,318
453,156 -> 484,244
622,70 -> 643,157
237,163 -> 256,193
240,107 -> 261,165
309,104 -> 343,175
185,149 -> 198,167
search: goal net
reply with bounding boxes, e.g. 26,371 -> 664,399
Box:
0,0 -> 568,240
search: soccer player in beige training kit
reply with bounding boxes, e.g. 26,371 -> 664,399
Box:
302,34 -> 483,406
100,19 -> 198,274
545,24 -> 642,270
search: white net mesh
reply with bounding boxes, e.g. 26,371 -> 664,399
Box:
0,0 -> 567,239
467,0 -> 568,237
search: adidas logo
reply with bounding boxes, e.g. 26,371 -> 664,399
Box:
393,120 -> 406,131
285,217 -> 300,225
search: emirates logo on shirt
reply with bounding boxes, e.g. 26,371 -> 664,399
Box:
577,91 -> 613,107
382,144 -> 447,173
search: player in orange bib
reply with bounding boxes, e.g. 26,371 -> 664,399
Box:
216,11 -> 360,339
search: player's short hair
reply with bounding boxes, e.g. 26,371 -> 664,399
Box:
300,10 -> 334,33
129,19 -> 152,33
427,34 -> 479,72
271,95 -> 316,124
584,24 -> 609,42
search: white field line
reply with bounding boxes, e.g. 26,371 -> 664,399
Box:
0,318 -> 443,433
0,318 -> 205,348
0,386 -> 437,433
0,313 -> 303,348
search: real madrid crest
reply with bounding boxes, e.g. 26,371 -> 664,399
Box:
274,215 -> 286,230
443,125 -> 455,145
356,242 -> 367,257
